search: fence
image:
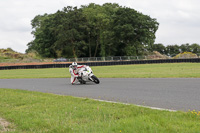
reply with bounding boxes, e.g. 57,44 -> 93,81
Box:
1,55 -> 199,63
56,54 -> 200,62
0,58 -> 200,70
65,56 -> 145,62
56,56 -> 171,62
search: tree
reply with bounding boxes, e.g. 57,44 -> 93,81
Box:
27,3 -> 159,58
27,7 -> 88,58
61,6 -> 88,58
165,45 -> 180,57
152,43 -> 166,54
180,43 -> 191,53
190,43 -> 200,55
27,14 -> 57,57
82,3 -> 120,57
112,7 -> 159,56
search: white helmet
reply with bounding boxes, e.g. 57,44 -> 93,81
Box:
71,62 -> 77,70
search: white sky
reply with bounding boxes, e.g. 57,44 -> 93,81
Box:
0,0 -> 200,53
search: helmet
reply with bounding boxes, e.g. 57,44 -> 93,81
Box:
71,62 -> 77,70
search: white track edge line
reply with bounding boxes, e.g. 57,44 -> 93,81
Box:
92,98 -> 177,112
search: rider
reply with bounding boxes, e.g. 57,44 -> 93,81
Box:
69,62 -> 86,85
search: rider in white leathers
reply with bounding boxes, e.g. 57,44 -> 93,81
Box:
69,62 -> 86,85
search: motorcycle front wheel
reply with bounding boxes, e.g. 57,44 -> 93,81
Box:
91,75 -> 100,84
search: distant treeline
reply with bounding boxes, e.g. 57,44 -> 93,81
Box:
26,3 -> 159,58
153,43 -> 200,56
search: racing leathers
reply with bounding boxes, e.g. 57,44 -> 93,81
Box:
69,65 -> 86,85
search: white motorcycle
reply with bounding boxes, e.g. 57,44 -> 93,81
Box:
78,66 -> 100,84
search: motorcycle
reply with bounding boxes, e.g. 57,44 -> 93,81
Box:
78,66 -> 100,84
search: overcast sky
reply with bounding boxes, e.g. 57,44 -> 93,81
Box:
0,0 -> 200,53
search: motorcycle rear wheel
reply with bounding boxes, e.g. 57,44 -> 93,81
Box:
91,75 -> 100,84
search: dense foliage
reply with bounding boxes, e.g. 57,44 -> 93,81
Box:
27,3 -> 159,58
153,43 -> 200,57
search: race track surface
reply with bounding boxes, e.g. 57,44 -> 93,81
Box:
0,78 -> 200,111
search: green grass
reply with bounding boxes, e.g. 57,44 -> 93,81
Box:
0,63 -> 200,79
93,63 -> 200,78
0,89 -> 200,133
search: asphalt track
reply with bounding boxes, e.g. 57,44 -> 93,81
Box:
0,78 -> 200,111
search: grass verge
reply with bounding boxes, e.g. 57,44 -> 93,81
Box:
0,63 -> 200,79
0,89 -> 200,133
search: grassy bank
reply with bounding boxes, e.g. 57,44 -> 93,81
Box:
0,63 -> 200,79
0,89 -> 199,132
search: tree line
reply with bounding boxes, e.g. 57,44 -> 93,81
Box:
153,43 -> 200,57
26,3 -> 159,58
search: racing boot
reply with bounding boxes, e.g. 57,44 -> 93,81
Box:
77,77 -> 86,84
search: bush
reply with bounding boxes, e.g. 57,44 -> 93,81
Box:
173,52 -> 198,59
